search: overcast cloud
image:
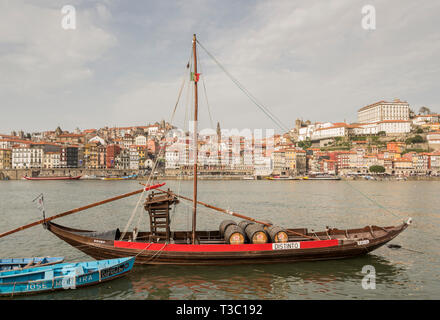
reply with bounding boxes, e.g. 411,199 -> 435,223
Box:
0,0 -> 439,134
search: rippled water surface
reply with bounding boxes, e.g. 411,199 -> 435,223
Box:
0,180 -> 439,299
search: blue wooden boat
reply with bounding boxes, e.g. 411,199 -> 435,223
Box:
0,257 -> 64,272
0,257 -> 135,296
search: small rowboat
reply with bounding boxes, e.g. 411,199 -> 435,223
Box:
23,175 -> 82,181
0,257 -> 135,297
0,257 -> 64,272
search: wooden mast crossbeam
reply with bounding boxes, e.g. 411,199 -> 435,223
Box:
0,183 -> 165,239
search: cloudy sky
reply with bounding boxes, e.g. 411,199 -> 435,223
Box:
1,0 -> 439,134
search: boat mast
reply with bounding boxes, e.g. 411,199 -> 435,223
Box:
192,34 -> 199,244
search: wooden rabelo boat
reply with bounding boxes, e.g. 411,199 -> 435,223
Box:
0,35 -> 411,266
45,217 -> 411,266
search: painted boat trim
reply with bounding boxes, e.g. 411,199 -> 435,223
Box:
0,257 -> 135,296
113,239 -> 339,252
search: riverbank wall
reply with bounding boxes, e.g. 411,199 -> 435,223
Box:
0,168 -> 138,180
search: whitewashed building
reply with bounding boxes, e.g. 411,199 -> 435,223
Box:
358,99 -> 410,124
377,120 -> 411,134
134,135 -> 147,146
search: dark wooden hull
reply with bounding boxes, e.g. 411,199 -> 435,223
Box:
46,220 -> 410,266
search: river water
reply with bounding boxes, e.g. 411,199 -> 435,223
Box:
0,179 -> 439,300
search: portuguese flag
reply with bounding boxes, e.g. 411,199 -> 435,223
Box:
191,72 -> 200,82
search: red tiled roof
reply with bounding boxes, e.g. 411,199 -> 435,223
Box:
358,99 -> 408,112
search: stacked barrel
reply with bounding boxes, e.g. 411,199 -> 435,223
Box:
219,220 -> 289,244
220,220 -> 246,245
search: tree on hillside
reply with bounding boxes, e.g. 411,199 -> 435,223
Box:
419,106 -> 432,115
297,138 -> 312,150
406,135 -> 425,144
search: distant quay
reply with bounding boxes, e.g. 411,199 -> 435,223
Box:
0,168 -> 138,181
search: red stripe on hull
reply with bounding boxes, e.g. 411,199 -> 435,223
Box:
300,239 -> 339,248
113,239 -> 339,252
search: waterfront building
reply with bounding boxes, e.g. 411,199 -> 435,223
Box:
393,158 -> 414,176
335,151 -> 357,171
411,153 -> 429,174
43,151 -> 61,168
285,148 -> 306,175
12,143 -> 44,169
129,145 -> 140,170
271,149 -> 288,176
106,144 -> 121,168
429,152 -> 440,175
357,99 -> 410,124
0,149 -> 12,169
321,159 -> 337,175
60,146 -> 79,168
115,149 -> 130,170
97,145 -> 107,169
77,147 -> 85,168
362,154 -> 382,169
84,143 -> 99,169
254,156 -> 272,176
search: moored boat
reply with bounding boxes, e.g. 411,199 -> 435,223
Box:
0,257 -> 64,272
101,174 -> 138,181
23,175 -> 82,181
266,176 -> 299,180
0,257 -> 135,296
46,218 -> 411,266
302,175 -> 341,180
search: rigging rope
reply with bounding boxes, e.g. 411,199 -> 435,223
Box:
198,57 -> 215,129
342,180 -> 403,220
196,39 -> 289,132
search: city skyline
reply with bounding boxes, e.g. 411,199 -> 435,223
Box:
1,0 -> 439,133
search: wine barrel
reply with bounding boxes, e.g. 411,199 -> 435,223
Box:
224,225 -> 246,245
267,226 -> 289,243
238,220 -> 253,232
245,223 -> 268,244
219,220 -> 237,236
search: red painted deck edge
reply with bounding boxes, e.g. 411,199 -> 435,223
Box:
113,239 -> 339,252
